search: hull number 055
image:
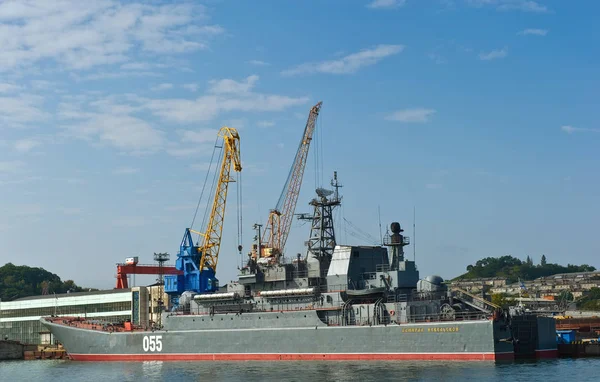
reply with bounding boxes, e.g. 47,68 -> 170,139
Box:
142,335 -> 163,352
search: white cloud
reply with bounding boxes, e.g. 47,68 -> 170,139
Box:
282,45 -> 404,76
518,28 -> 548,36
0,160 -> 25,173
385,108 -> 436,123
55,76 -> 307,152
151,83 -> 173,91
0,94 -> 49,127
178,129 -> 219,144
30,80 -> 54,90
226,118 -> 245,129
193,25 -> 225,35
561,125 -> 600,134
209,75 -> 259,94
142,76 -> 308,123
166,147 -> 204,158
367,0 -> 406,9
498,0 -> 548,12
75,71 -> 161,81
59,99 -> 164,153
14,138 -> 41,152
120,61 -> 168,70
113,166 -> 139,175
478,47 -> 508,61
68,114 -> 164,152
183,83 -> 199,92
257,121 -> 275,128
0,1 -> 220,72
144,93 -> 308,124
0,83 -> 21,93
248,60 -> 270,66
466,0 -> 548,13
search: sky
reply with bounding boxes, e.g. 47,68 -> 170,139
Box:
0,0 -> 599,289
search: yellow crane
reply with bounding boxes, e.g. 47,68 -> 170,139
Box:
262,102 -> 323,259
165,126 -> 242,294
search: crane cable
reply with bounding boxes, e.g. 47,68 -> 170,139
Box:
343,217 -> 379,245
200,142 -> 224,245
319,110 -> 324,187
236,171 -> 243,254
190,134 -> 221,231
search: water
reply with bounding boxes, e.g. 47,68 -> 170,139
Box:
1,359 -> 599,382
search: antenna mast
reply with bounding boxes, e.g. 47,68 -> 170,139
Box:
378,206 -> 383,245
413,206 -> 416,262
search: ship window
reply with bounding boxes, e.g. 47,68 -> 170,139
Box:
353,251 -> 359,258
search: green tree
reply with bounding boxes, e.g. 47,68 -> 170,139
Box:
0,263 -> 94,301
557,290 -> 574,302
455,255 -> 595,283
491,293 -> 515,308
577,287 -> 600,311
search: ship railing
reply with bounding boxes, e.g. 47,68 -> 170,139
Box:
405,311 -> 490,324
409,290 -> 448,302
376,264 -> 391,272
292,270 -> 309,278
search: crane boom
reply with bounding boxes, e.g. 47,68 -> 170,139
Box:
263,101 -> 322,257
199,126 -> 242,272
165,126 -> 241,296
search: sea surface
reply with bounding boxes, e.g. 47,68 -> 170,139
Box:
1,359 -> 599,382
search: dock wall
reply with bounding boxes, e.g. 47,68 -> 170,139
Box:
0,340 -> 24,360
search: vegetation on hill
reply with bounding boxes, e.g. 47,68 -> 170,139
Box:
576,287 -> 600,311
0,263 -> 96,301
456,255 -> 595,284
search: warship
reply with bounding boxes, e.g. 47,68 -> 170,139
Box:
42,104 -> 556,361
42,181 -> 557,361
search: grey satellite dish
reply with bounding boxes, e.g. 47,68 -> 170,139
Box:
316,188 -> 334,198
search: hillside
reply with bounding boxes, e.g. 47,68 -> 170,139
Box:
0,263 -> 96,301
455,255 -> 596,283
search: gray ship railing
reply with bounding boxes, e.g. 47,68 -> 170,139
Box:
375,264 -> 391,272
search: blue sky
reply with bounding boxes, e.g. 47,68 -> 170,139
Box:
1,0 -> 598,289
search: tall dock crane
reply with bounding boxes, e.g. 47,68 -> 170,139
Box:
165,127 -> 242,296
261,102 -> 322,259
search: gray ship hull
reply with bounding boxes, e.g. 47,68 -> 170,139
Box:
42,311 -> 514,361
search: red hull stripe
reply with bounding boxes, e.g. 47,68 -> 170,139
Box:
535,349 -> 558,359
70,352 -> 514,362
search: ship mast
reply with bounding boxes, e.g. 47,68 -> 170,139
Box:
299,172 -> 342,280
